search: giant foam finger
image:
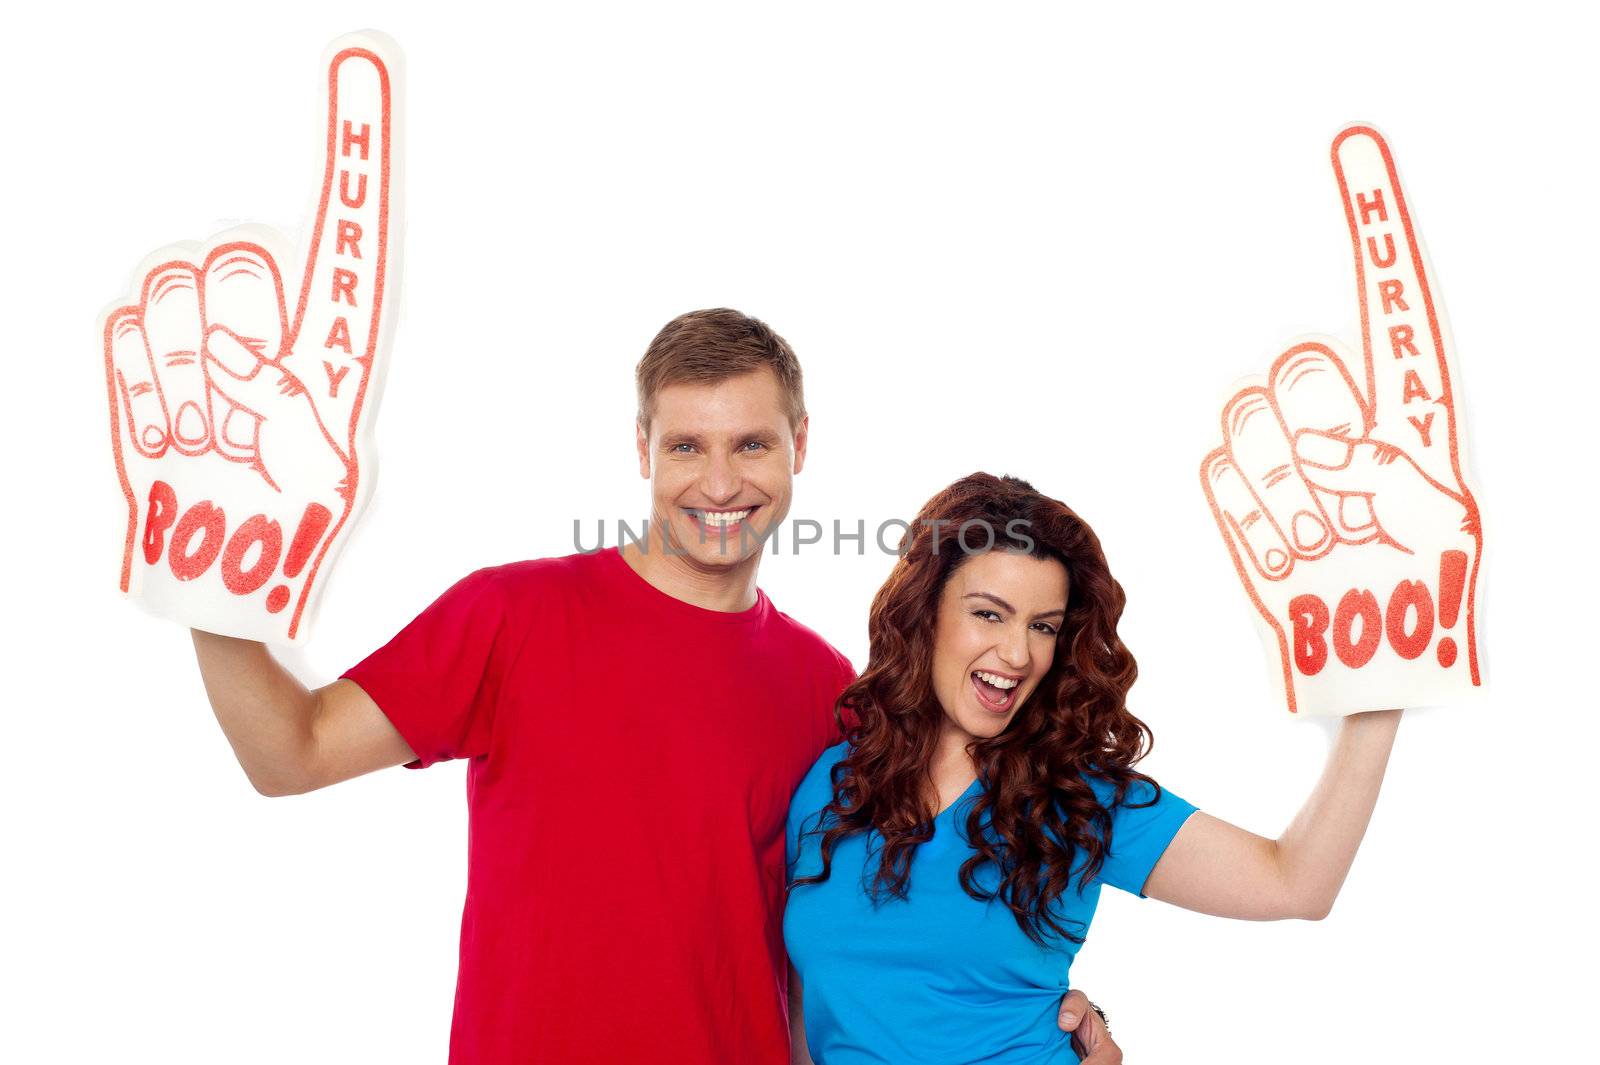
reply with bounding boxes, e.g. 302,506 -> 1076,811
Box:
102,33 -> 401,646
1199,128 -> 1485,717
1223,387 -> 1334,561
285,33 -> 397,452
1332,126 -> 1461,489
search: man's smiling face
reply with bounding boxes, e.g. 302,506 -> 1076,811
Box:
637,366 -> 808,570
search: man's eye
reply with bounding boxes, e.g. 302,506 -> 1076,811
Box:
670,444 -> 695,454
742,441 -> 767,451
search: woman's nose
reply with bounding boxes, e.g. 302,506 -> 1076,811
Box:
996,625 -> 1030,670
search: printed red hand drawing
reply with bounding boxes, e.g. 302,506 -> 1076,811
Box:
100,32 -> 399,643
1202,127 -> 1482,715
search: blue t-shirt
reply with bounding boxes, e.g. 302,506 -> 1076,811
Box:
784,742 -> 1197,1065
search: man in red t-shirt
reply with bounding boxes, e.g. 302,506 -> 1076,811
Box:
189,310 -> 1121,1063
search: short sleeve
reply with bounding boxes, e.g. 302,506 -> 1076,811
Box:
787,743 -> 849,882
340,567 -> 515,769
1085,775 -> 1198,898
829,648 -> 857,694
823,646 -> 858,737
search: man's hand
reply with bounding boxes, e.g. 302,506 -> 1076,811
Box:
1201,126 -> 1482,715
1058,989 -> 1122,1064
101,32 -> 399,644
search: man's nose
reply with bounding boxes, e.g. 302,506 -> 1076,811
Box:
700,449 -> 742,503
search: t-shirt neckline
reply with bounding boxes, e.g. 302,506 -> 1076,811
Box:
935,775 -> 983,823
597,546 -> 772,627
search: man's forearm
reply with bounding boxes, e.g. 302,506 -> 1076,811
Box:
1274,708 -> 1403,919
191,629 -> 318,796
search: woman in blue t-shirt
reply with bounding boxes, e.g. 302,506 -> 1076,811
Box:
785,472 -> 1404,1064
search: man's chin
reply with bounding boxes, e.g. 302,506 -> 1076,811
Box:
668,523 -> 768,567
684,539 -> 762,568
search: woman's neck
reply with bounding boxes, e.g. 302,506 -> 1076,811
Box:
927,732 -> 978,817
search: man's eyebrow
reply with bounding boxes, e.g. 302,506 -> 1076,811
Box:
963,592 -> 1066,619
659,429 -> 782,448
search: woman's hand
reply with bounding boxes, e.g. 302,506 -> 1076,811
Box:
1143,709 -> 1402,920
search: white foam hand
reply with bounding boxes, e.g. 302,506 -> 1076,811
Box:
1201,127 -> 1482,715
101,32 -> 399,643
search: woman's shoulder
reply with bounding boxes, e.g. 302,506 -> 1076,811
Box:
1078,768 -> 1165,812
801,740 -> 851,789
790,741 -> 851,816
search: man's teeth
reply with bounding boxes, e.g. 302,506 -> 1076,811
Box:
694,508 -> 752,526
974,670 -> 1019,690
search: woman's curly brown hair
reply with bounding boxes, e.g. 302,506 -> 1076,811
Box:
792,472 -> 1160,944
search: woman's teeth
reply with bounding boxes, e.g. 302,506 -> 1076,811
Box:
971,671 -> 1020,712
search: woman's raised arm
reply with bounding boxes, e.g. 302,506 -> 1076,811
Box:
1142,709 -> 1402,921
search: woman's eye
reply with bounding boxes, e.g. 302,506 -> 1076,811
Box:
1032,622 -> 1059,636
973,609 -> 1000,622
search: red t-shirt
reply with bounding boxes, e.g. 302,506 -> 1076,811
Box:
341,547 -> 853,1064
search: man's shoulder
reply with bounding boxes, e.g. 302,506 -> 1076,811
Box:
766,602 -> 854,678
460,548 -> 613,597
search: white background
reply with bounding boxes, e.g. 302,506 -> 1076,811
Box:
4,1 -> 1595,1061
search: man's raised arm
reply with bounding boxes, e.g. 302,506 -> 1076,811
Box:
191,630 -> 414,796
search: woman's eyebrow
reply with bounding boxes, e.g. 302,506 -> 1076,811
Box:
963,592 -> 1065,619
963,591 -> 1013,612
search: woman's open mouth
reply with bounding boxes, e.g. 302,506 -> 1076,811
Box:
970,670 -> 1020,714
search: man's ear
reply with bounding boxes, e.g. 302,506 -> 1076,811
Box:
636,422 -> 651,479
792,415 -> 810,475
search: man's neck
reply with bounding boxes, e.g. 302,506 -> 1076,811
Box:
619,534 -> 762,613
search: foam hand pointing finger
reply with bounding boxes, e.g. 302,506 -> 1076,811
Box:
100,32 -> 401,644
1201,128 -> 1482,715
